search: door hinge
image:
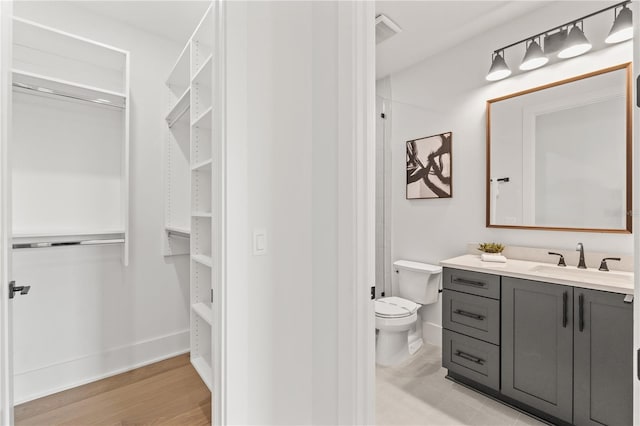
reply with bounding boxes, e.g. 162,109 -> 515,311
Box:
637,349 -> 640,381
381,113 -> 386,119
371,286 -> 375,300
9,281 -> 30,299
211,289 -> 213,303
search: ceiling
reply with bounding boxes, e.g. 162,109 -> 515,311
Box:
375,1 -> 548,78
75,1 -> 211,43
67,1 -> 596,79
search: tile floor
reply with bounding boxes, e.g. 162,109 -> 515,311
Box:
376,343 -> 547,426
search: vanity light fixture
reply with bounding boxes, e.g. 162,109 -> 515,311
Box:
486,0 -> 630,82
486,51 -> 511,81
606,4 -> 633,44
558,22 -> 592,59
519,38 -> 548,71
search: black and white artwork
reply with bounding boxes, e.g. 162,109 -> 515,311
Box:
406,132 -> 452,199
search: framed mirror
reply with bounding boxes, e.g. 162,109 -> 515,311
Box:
486,63 -> 632,233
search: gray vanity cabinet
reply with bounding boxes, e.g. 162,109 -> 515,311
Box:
501,277 -> 574,423
573,288 -> 633,426
443,267 -> 634,425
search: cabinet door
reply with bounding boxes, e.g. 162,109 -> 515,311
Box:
574,289 -> 633,426
502,277 -> 573,423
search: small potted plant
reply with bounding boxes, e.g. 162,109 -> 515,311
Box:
478,243 -> 506,262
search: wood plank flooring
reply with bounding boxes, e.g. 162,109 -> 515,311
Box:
15,354 -> 211,426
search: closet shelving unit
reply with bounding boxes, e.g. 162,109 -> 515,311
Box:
164,41 -> 191,256
11,17 -> 130,263
164,4 -> 217,391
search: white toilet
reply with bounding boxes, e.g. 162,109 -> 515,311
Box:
375,260 -> 442,366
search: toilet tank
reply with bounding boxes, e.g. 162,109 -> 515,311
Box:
393,260 -> 442,305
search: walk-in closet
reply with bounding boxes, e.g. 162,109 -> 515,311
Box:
2,1 -> 219,423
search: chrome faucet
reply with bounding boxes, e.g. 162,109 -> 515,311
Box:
576,243 -> 587,269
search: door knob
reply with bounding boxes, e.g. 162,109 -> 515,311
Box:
9,281 -> 30,299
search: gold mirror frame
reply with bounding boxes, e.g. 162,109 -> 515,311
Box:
486,63 -> 632,233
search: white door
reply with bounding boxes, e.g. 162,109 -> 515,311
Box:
633,3 -> 640,424
0,1 -> 13,424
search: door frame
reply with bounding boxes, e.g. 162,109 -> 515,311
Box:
633,2 -> 640,425
0,0 -> 13,424
335,1 -> 376,423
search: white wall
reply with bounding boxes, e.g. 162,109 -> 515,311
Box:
382,1 -> 633,345
222,1 -> 374,423
245,2 -> 313,421
11,2 -> 190,402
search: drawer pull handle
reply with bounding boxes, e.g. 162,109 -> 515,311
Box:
562,291 -> 568,328
452,278 -> 486,288
455,350 -> 485,365
579,293 -> 585,332
454,309 -> 485,321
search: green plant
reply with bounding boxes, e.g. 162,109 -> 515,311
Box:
478,242 -> 505,254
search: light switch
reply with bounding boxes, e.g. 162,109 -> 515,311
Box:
253,229 -> 267,255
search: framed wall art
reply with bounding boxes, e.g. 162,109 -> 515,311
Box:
406,132 -> 452,199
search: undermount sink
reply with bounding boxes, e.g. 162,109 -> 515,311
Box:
529,265 -> 633,287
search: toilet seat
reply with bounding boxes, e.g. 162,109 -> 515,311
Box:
375,297 -> 420,318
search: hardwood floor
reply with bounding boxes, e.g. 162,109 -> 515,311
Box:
15,354 -> 211,426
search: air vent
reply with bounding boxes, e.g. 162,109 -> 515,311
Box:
376,14 -> 402,45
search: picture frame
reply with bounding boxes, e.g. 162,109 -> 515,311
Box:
406,132 -> 452,199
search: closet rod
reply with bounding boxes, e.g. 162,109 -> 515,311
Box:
12,83 -> 125,109
13,238 -> 124,250
167,229 -> 190,238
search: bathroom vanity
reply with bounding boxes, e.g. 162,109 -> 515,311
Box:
441,255 -> 633,426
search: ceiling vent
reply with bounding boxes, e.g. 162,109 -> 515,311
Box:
376,14 -> 402,45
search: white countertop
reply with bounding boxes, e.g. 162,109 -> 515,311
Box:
441,254 -> 634,295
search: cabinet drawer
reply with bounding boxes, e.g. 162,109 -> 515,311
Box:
443,290 -> 500,345
443,329 -> 500,391
443,268 -> 500,299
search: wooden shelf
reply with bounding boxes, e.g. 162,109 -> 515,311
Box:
12,69 -> 126,108
192,106 -> 212,129
191,356 -> 212,391
192,302 -> 212,325
191,159 -> 212,171
165,226 -> 190,238
191,254 -> 212,268
166,88 -> 190,127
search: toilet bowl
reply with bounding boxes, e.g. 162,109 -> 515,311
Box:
375,297 -> 420,366
375,260 -> 442,366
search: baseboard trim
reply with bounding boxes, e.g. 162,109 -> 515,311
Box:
422,321 -> 442,347
14,329 -> 189,404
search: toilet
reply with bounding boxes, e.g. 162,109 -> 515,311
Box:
375,260 -> 442,366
